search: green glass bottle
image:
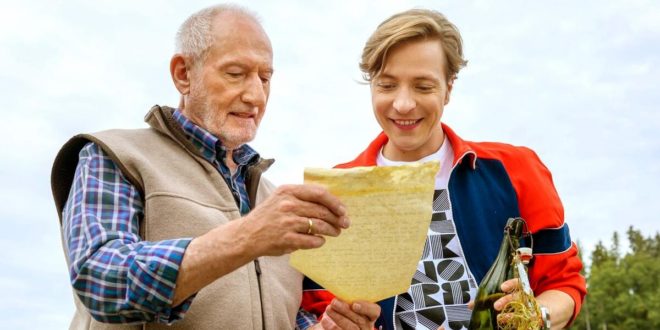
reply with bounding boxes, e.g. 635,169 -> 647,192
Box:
468,217 -> 525,330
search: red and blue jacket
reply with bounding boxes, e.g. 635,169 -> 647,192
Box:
301,124 -> 586,329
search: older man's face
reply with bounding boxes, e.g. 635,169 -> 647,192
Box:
185,13 -> 273,149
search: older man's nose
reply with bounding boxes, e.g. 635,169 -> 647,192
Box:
241,74 -> 267,107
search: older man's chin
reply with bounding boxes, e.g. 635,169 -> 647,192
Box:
219,129 -> 258,150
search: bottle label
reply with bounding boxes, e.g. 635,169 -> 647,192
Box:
515,259 -> 533,296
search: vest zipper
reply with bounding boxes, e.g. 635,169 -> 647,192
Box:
254,259 -> 266,330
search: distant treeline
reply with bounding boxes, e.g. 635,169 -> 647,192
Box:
572,227 -> 660,329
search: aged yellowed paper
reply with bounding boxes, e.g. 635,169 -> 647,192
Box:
290,161 -> 439,302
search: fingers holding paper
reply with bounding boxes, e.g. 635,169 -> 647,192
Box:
304,216 -> 343,237
316,298 -> 380,330
241,184 -> 349,257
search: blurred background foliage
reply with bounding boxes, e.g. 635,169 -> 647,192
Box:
572,227 -> 660,329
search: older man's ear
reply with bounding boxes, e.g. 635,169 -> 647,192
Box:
170,54 -> 192,96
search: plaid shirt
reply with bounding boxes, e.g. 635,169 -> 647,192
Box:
62,109 -> 258,323
296,308 -> 319,329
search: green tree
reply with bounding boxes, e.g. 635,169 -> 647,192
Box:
571,227 -> 660,329
572,241 -> 591,329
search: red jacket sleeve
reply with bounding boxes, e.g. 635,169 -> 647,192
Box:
501,146 -> 587,323
301,288 -> 336,320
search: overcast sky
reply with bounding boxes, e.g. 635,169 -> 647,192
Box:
1,0 -> 658,328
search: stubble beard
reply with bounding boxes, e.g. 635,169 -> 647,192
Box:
187,75 -> 260,149
198,98 -> 258,150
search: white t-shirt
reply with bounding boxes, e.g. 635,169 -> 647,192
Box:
377,138 -> 478,330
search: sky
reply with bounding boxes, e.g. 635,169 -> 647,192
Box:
1,0 -> 658,328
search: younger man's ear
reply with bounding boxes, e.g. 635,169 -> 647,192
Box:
444,76 -> 455,105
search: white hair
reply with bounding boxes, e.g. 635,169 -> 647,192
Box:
175,4 -> 260,63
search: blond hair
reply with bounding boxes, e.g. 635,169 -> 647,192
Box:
360,9 -> 467,81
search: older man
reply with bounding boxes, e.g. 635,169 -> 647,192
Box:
51,4 -> 350,329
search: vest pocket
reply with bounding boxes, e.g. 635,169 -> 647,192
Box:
143,193 -> 240,240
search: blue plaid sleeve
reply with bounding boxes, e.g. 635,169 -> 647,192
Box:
61,142 -> 194,324
295,308 -> 319,329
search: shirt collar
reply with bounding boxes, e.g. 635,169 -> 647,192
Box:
335,123 -> 476,170
172,109 -> 259,166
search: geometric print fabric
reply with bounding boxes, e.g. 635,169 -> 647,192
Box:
394,189 -> 478,330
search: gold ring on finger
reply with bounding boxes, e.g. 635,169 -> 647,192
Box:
307,218 -> 314,235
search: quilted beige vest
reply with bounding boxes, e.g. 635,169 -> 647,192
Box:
51,105 -> 302,330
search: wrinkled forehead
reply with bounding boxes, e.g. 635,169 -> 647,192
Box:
210,12 -> 272,53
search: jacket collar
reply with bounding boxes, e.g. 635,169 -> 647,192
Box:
443,124 -> 477,169
336,123 -> 477,170
144,105 -> 274,172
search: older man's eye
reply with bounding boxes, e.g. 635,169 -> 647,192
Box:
416,85 -> 434,92
226,72 -> 243,78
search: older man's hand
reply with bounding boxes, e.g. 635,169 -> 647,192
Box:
172,184 -> 348,305
241,184 -> 350,257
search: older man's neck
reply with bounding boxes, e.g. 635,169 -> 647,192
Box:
225,149 -> 238,173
